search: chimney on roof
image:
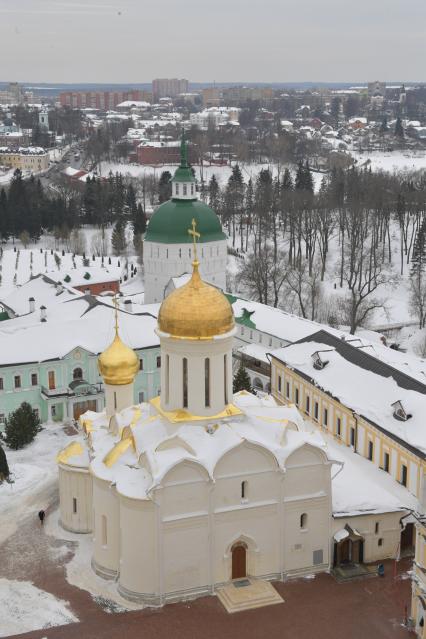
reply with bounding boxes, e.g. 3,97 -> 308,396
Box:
40,305 -> 47,322
29,297 -> 35,313
124,299 -> 132,313
56,281 -> 64,294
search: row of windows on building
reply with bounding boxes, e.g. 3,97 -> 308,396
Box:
239,325 -> 283,349
140,356 -> 161,371
149,245 -> 222,260
0,367 -> 85,392
174,182 -> 195,197
277,373 -> 409,488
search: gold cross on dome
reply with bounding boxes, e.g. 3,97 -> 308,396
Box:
188,218 -> 200,262
112,294 -> 119,335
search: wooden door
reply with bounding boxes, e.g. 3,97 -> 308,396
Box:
48,370 -> 56,390
232,544 -> 247,579
73,400 -> 97,420
401,523 -> 414,552
339,539 -> 351,564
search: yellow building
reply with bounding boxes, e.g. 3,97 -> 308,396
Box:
0,146 -> 49,173
270,329 -> 426,518
412,515 -> 426,637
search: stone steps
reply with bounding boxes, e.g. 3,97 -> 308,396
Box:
217,578 -> 284,613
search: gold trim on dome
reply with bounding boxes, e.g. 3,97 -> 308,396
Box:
57,441 -> 84,466
149,395 -> 243,423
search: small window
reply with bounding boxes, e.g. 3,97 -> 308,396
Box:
241,480 -> 247,500
300,513 -> 308,529
31,373 -> 38,386
383,452 -> 390,473
269,337 -> 272,347
14,375 -> 21,389
295,387 -> 299,406
34,408 -> 39,419
138,391 -> 145,403
0,378 -> 3,390
101,514 -> 107,546
73,367 -> 83,380
139,359 -> 144,370
179,248 -> 181,258
278,375 -> 282,393
175,183 -> 179,195
241,326 -> 245,336
156,356 -> 161,368
250,331 -> 253,339
336,417 -> 341,436
401,464 -> 408,487
378,538 -> 383,547
72,497 -> 77,514
323,408 -> 328,426
305,396 -> 310,414
368,440 -> 374,461
350,427 -> 355,446
191,184 -> 194,195
314,402 -> 319,421
286,382 -> 290,400
51,405 -> 57,417
375,522 -> 379,534
183,184 -> 187,196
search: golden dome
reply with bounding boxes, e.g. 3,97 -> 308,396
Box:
158,261 -> 234,339
98,331 -> 139,386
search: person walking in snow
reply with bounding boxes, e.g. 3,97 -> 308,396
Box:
38,509 -> 45,525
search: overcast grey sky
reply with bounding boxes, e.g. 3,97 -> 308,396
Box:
0,0 -> 425,83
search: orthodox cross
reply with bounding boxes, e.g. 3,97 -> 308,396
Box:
188,218 -> 200,262
112,294 -> 119,335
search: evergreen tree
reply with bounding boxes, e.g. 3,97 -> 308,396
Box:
380,116 -> 388,133
208,174 -> 220,212
3,402 -> 41,450
132,202 -> 146,235
233,362 -> 252,393
395,117 -> 404,138
281,168 -> 294,191
158,171 -> 172,203
411,220 -> 426,276
0,444 -> 10,483
111,219 -> 127,256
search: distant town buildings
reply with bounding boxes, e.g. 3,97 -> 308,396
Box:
152,78 -> 189,101
136,140 -> 196,165
0,82 -> 33,105
190,107 -> 240,130
59,90 -> 152,110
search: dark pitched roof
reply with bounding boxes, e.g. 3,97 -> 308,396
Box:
276,329 -> 426,396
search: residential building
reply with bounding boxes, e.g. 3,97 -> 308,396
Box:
152,78 -> 189,101
59,90 -> 152,110
412,515 -> 426,637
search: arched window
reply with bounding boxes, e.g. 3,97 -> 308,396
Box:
175,184 -> 179,196
300,513 -> 308,529
224,354 -> 228,404
183,358 -> 188,408
205,358 -> 210,407
101,514 -> 107,546
179,248 -> 182,258
241,480 -> 247,499
191,184 -> 194,195
183,184 -> 187,196
165,355 -> 170,404
73,367 -> 83,380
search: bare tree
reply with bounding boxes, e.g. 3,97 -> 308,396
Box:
409,272 -> 426,329
285,260 -> 323,321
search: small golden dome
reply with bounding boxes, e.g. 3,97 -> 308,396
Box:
98,332 -> 139,386
158,261 -> 234,339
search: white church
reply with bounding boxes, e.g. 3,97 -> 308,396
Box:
57,143 -> 418,609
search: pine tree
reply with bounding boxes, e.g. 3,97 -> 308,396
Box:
233,361 -> 252,393
0,444 -> 10,483
3,402 -> 41,450
380,116 -> 388,133
158,171 -> 172,203
395,117 -> 404,138
111,219 -> 127,256
208,174 -> 220,212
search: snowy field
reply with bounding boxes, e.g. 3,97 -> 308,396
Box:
0,425 -> 71,545
0,578 -> 78,637
352,150 -> 426,173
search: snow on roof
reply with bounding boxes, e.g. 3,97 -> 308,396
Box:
273,335 -> 426,455
117,100 -> 151,108
238,343 -> 270,364
0,300 -> 159,366
47,265 -> 122,287
0,274 -> 82,316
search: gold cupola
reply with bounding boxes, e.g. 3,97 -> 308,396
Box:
98,300 -> 139,385
158,220 -> 234,339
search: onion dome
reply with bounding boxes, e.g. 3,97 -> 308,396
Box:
98,311 -> 139,385
158,259 -> 234,339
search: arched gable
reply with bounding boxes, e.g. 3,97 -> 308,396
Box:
213,440 -> 278,479
285,443 -> 328,469
160,458 -> 210,486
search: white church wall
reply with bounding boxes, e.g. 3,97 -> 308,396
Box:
144,239 -> 227,304
104,382 -> 134,418
283,496 -> 330,573
118,496 -> 159,601
58,465 -> 92,533
92,476 -> 120,579
161,462 -> 210,519
331,511 -> 403,563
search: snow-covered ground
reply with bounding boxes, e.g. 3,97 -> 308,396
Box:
352,150 -> 426,173
0,424 -> 72,545
0,578 -> 78,637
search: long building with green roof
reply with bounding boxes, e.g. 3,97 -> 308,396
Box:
144,135 -> 227,303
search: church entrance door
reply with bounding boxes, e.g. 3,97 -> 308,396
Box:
231,543 -> 247,579
73,400 -> 97,420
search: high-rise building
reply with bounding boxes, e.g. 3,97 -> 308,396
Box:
59,90 -> 152,110
152,78 -> 189,101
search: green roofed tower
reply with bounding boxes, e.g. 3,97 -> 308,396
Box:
144,133 -> 227,304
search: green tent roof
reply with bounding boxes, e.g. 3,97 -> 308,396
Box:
145,199 -> 226,244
